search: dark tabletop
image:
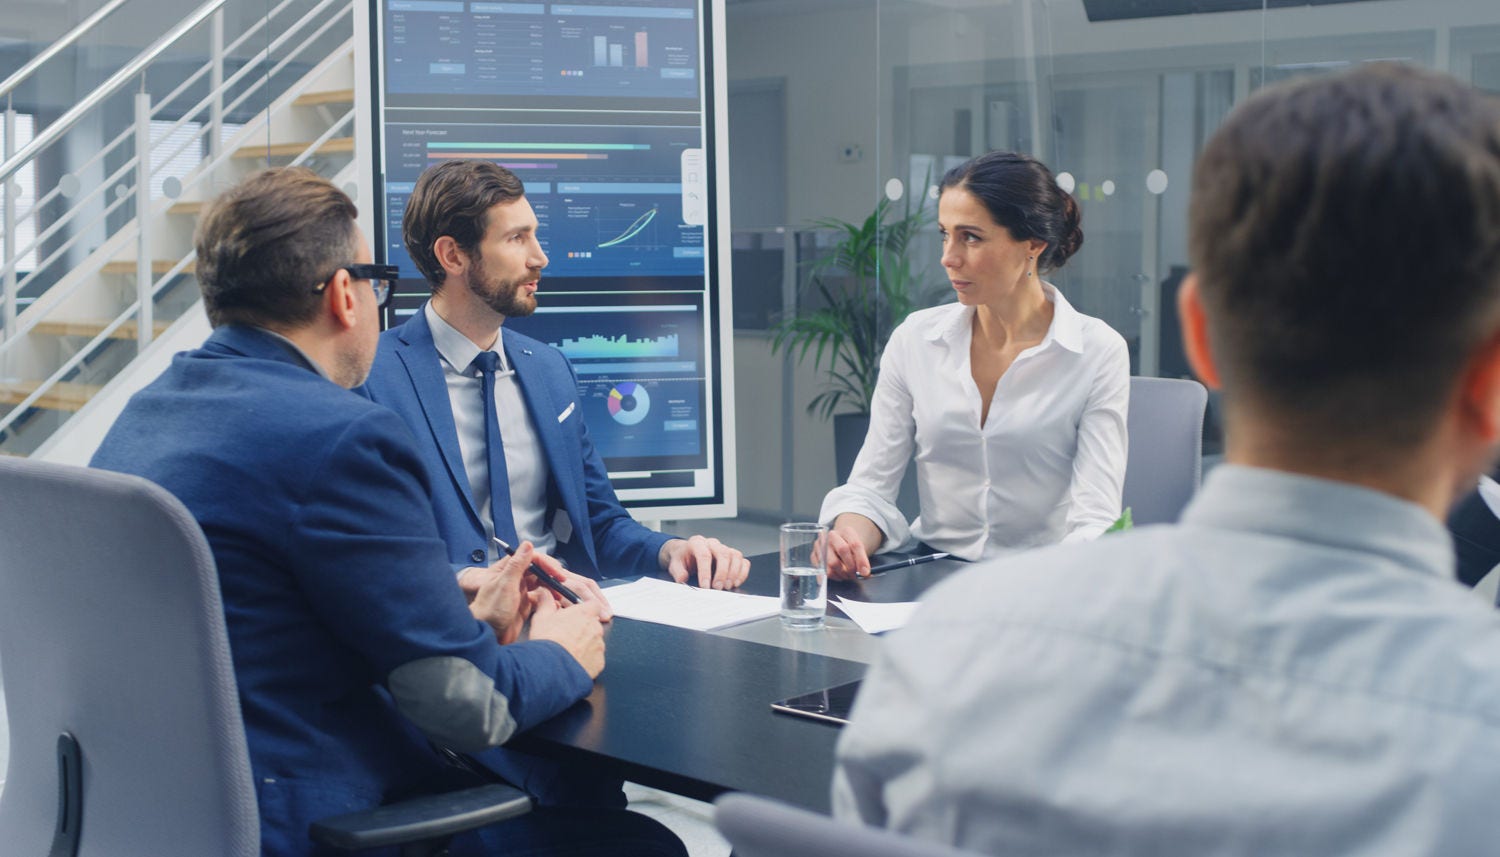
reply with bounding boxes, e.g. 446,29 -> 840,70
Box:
508,548 -> 970,811
738,546 -> 969,608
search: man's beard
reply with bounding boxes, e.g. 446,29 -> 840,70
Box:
469,254 -> 537,318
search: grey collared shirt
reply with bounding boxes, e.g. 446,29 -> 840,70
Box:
834,465 -> 1500,855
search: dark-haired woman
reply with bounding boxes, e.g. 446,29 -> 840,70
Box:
820,151 -> 1130,579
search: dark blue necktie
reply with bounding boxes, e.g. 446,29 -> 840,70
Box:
472,350 -> 518,548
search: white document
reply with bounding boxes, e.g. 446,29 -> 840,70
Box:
832,597 -> 921,635
602,576 -> 782,632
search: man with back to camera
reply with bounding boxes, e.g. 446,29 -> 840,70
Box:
833,64 -> 1500,853
361,158 -> 749,590
89,167 -> 685,857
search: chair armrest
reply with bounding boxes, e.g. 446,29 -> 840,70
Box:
309,783 -> 533,850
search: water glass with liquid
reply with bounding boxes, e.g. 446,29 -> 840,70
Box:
779,522 -> 828,630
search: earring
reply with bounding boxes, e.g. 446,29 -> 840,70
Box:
1026,256 -> 1034,277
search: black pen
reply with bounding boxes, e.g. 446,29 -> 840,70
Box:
867,552 -> 951,575
492,537 -> 582,604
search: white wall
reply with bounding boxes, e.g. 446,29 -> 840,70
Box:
728,3 -> 883,226
732,333 -> 845,518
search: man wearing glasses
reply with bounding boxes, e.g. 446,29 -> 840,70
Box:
90,167 -> 685,857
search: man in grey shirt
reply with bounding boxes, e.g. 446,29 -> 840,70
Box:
834,64 -> 1500,854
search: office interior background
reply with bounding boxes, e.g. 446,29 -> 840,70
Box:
1,0 -> 1498,802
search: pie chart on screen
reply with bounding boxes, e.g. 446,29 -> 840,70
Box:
608,382 -> 651,425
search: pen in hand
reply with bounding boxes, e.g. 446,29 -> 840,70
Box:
867,552 -> 951,576
492,537 -> 582,604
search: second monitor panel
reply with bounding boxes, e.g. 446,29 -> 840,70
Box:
371,0 -> 730,513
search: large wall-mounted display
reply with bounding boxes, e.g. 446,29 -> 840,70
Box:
369,0 -> 734,516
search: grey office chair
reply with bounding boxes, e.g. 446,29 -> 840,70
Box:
1122,376 -> 1208,526
714,793 -> 985,857
0,457 -> 529,856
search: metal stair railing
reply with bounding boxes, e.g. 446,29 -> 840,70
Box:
0,0 -> 353,351
0,0 -> 227,193
0,0 -> 350,336
0,0 -> 354,446
0,0 -> 224,339
0,0 -> 134,101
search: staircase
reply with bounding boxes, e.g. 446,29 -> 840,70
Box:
0,0 -> 364,458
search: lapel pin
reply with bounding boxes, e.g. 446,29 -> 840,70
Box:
522,348 -> 533,356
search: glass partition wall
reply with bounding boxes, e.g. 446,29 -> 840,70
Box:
726,0 -> 1500,519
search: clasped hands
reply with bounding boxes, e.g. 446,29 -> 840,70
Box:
459,542 -> 608,678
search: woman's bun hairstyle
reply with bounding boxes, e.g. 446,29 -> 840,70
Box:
939,151 -> 1083,273
1050,190 -> 1084,269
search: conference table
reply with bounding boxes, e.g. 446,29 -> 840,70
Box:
507,549 -> 969,813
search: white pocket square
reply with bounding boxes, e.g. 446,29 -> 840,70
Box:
557,402 -> 575,422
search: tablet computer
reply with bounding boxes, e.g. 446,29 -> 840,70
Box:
770,679 -> 863,726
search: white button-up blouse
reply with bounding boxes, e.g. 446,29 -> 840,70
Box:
819,285 -> 1130,560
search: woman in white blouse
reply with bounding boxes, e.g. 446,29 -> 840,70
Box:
821,151 -> 1130,579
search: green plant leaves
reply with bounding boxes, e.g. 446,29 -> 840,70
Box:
771,191 -> 939,419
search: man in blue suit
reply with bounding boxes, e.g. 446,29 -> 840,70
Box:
362,159 -> 749,589
91,167 -> 684,857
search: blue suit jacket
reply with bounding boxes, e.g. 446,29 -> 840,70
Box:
360,307 -> 673,578
91,326 -> 591,857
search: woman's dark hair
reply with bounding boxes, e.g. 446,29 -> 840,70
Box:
939,151 -> 1082,272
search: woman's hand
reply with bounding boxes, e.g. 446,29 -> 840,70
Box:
825,513 -> 884,580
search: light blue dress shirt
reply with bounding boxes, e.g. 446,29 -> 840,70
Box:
834,465 -> 1500,855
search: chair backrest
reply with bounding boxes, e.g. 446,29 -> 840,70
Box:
714,793 -> 984,857
1122,376 -> 1208,526
0,457 -> 259,856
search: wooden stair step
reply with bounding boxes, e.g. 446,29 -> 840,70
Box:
33,319 -> 172,340
234,136 -> 355,159
101,259 -> 196,275
168,200 -> 204,216
294,88 -> 354,107
0,380 -> 102,412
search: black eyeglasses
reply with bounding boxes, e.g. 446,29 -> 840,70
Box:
312,263 -> 399,308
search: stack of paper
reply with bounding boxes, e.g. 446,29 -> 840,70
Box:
602,576 -> 783,632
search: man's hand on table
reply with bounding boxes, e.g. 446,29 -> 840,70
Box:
660,534 -> 750,589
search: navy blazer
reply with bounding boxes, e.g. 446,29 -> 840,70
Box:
360,307 -> 673,578
91,326 -> 591,857
1449,486 -> 1500,595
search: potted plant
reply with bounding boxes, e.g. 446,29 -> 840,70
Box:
771,192 -> 944,488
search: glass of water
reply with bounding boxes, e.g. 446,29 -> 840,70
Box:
779,522 -> 828,630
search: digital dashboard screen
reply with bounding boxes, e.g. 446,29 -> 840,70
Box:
371,0 -> 728,510
384,1 -> 700,102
